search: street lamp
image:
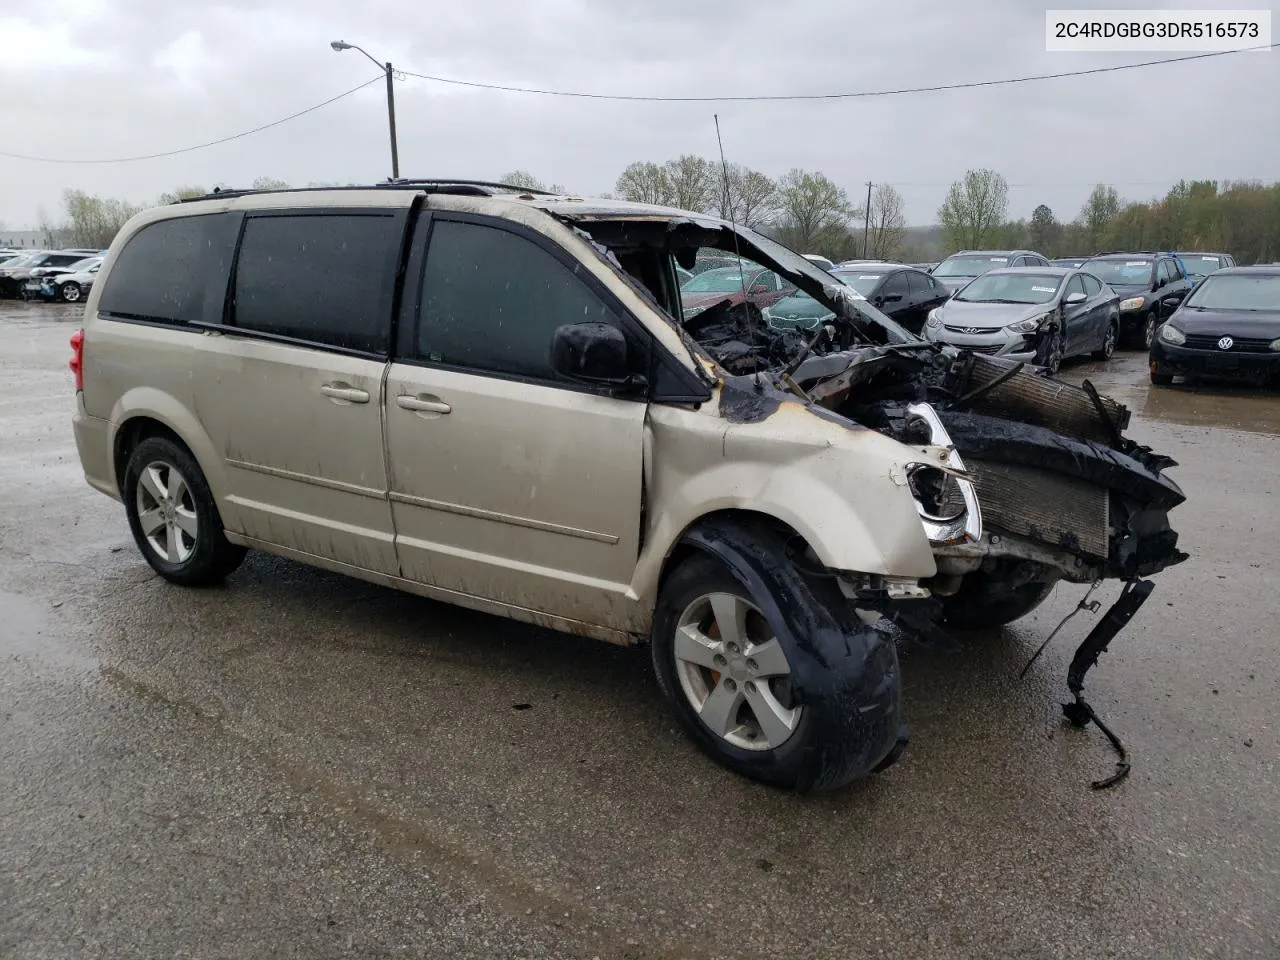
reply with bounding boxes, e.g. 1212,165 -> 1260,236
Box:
330,40 -> 400,180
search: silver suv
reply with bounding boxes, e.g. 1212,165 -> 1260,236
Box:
71,181 -> 1187,790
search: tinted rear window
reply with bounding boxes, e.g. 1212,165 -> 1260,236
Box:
231,213 -> 400,355
98,214 -> 233,323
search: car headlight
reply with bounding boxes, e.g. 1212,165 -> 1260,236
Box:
1007,313 -> 1051,335
1120,296 -> 1146,311
926,308 -> 942,328
759,306 -> 772,321
1269,338 -> 1280,352
1159,324 -> 1186,346
902,403 -> 983,544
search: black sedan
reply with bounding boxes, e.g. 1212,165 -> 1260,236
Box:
828,263 -> 949,334
1149,266 -> 1280,386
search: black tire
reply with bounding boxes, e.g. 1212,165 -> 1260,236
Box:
941,574 -> 1055,629
59,281 -> 82,303
1093,318 -> 1118,360
1143,312 -> 1160,350
1035,327 -> 1064,374
651,521 -> 902,792
123,436 -> 246,586
1150,370 -> 1174,386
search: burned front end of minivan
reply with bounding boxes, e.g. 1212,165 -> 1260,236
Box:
549,201 -> 1187,784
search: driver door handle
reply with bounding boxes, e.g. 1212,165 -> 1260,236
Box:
320,382 -> 370,404
397,394 -> 452,415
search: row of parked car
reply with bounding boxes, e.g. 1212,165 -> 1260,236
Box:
0,248 -> 106,302
679,245 -> 1275,385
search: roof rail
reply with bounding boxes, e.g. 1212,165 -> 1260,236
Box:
177,178 -> 556,205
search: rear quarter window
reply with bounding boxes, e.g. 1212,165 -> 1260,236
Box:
97,214 -> 237,324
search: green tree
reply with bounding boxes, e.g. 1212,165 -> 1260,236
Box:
772,169 -> 857,254
662,155 -> 717,212
937,169 -> 1009,249
1078,184 -> 1120,252
251,176 -> 290,190
615,161 -> 671,205
1028,204 -> 1060,255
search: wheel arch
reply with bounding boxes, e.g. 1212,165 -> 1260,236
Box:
108,390 -> 238,528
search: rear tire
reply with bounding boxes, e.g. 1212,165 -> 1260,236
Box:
123,436 -> 246,586
941,574 -> 1055,629
651,523 -> 902,791
59,282 -> 82,302
1150,370 -> 1174,386
1093,318 -> 1117,360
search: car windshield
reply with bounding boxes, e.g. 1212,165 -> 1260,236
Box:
1085,259 -> 1151,284
933,254 -> 1012,278
1183,274 -> 1280,311
67,257 -> 101,271
954,272 -> 1063,304
681,266 -> 761,293
1180,255 -> 1224,279
831,270 -> 886,295
1051,259 -> 1084,267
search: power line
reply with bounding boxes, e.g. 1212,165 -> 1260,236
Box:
0,77 -> 383,165
398,42 -> 1277,102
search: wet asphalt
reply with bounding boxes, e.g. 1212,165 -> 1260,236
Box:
1,300 -> 1277,959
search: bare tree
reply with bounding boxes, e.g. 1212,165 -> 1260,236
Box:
60,190 -> 142,249
158,185 -> 209,205
772,169 -> 857,252
615,162 -> 672,205
937,168 -> 1009,249
714,164 -> 778,229
662,155 -> 716,212
866,183 -> 907,259
500,170 -> 546,190
251,176 -> 290,190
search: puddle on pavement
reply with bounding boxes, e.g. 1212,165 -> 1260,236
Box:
1062,355 -> 1280,436
0,587 -> 99,671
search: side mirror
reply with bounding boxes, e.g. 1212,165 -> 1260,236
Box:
1161,296 -> 1182,310
550,322 -> 640,389
750,283 -> 769,295
1064,292 -> 1087,305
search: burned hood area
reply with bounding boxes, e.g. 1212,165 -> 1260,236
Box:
564,210 -> 1190,786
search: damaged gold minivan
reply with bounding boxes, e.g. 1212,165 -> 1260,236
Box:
70,181 -> 1187,791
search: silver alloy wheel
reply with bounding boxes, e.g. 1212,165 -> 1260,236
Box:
673,592 -> 802,751
61,282 -> 80,302
1042,330 -> 1063,375
1144,314 -> 1158,349
135,460 -> 198,564
1102,322 -> 1116,358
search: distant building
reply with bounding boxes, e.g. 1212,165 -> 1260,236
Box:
0,229 -> 54,249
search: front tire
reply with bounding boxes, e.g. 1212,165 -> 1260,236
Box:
652,523 -> 902,791
1150,370 -> 1174,386
1143,312 -> 1160,350
123,436 -> 246,586
1036,327 -> 1064,375
59,282 -> 82,302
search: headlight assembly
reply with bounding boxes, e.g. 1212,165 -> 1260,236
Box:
1159,324 -> 1186,346
1270,338 -> 1280,352
1007,313 -> 1051,335
1120,296 -> 1146,312
926,308 -> 942,327
902,402 -> 983,544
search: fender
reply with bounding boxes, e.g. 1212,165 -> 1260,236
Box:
107,386 -> 242,530
678,517 -> 906,788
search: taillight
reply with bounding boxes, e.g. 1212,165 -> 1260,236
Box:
69,329 -> 84,392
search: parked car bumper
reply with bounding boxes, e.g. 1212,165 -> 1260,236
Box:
923,325 -> 1038,361
1150,339 -> 1280,384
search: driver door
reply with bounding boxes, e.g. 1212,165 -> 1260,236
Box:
383,213 -> 647,629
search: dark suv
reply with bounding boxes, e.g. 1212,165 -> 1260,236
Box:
1080,252 -> 1191,348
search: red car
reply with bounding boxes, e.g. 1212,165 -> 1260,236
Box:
679,264 -> 796,320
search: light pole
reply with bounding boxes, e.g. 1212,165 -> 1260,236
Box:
330,40 -> 400,180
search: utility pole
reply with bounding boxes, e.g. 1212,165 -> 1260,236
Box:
331,42 -> 400,181
860,181 -> 870,259
384,62 -> 400,180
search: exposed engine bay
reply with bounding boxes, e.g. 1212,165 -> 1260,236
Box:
555,208 -> 1189,787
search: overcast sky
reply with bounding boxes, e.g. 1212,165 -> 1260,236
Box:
1,0 -> 1276,231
